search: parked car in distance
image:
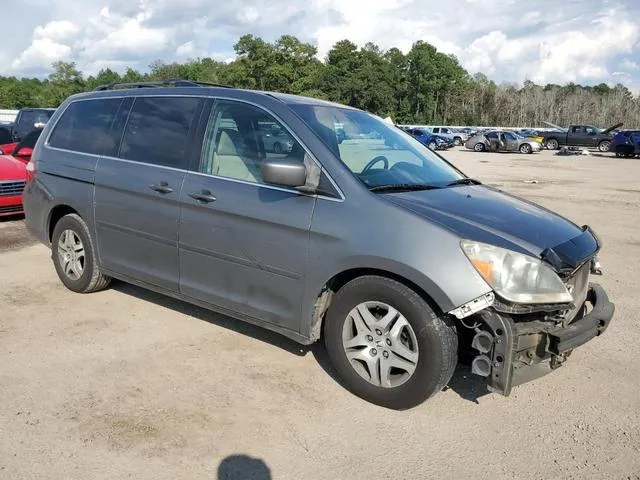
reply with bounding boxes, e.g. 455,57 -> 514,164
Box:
0,124 -> 12,144
0,129 -> 43,163
24,80 -> 615,410
465,130 -> 542,154
517,129 -> 545,144
609,130 -> 640,158
430,127 -> 467,146
433,134 -> 454,149
258,122 -> 294,154
10,108 -> 55,142
0,149 -> 28,217
541,123 -> 622,152
404,127 -> 446,150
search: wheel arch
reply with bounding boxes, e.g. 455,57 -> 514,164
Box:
47,204 -> 80,243
306,266 -> 449,343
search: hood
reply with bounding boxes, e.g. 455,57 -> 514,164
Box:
385,185 -> 598,269
0,154 -> 27,181
601,122 -> 623,135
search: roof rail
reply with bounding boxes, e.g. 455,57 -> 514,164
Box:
93,79 -> 233,91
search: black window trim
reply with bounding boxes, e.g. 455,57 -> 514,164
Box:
109,97 -> 134,158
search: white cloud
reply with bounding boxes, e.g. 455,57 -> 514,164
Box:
11,38 -> 71,71
0,0 -> 639,91
79,17 -> 168,60
176,41 -> 195,57
33,20 -> 79,42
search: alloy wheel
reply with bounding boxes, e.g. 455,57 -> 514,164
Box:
341,301 -> 419,388
57,229 -> 85,280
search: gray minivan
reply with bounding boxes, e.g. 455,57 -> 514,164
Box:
23,81 -> 614,409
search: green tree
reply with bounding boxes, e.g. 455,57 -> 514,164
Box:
45,61 -> 85,106
0,33 -> 639,128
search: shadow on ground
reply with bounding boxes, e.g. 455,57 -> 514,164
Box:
0,216 -> 37,252
443,364 -> 489,403
114,281 -> 489,404
218,454 -> 271,480
113,281 -> 310,357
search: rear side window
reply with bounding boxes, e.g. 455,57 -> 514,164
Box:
49,99 -> 122,155
119,96 -> 200,169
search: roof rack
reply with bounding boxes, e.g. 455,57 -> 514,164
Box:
94,79 -> 233,91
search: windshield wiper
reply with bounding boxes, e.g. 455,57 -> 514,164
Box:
369,183 -> 442,193
444,178 -> 482,187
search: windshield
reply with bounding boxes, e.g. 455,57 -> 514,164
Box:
291,104 -> 463,190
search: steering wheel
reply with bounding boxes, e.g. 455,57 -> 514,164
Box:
362,155 -> 389,173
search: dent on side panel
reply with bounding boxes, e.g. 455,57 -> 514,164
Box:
301,196 -> 492,338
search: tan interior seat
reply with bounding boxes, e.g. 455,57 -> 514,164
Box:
213,130 -> 262,183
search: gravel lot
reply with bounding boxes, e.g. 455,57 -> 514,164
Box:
1,148 -> 639,479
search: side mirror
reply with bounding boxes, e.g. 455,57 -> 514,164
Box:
262,160 -> 307,188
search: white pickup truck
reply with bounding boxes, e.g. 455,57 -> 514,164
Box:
429,127 -> 468,146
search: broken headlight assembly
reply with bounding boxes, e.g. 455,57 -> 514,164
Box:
461,240 -> 573,305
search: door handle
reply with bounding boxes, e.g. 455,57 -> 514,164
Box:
188,190 -> 217,203
150,182 -> 173,194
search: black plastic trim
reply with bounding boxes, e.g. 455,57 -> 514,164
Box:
548,283 -> 614,354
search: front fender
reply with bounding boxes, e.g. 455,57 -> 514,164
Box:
300,196 -> 493,339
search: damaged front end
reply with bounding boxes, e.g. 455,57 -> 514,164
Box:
450,226 -> 615,395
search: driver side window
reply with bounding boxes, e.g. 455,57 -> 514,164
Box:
200,100 -> 305,184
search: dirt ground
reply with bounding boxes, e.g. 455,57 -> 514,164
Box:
1,148 -> 639,480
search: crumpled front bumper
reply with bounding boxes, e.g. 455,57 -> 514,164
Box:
473,283 -> 614,396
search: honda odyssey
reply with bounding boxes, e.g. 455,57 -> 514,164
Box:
23,80 -> 615,409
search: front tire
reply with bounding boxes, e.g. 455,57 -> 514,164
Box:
474,143 -> 485,152
453,137 -> 462,146
428,141 -> 437,150
324,276 -> 458,410
598,140 -> 610,152
51,214 -> 111,293
273,142 -> 282,154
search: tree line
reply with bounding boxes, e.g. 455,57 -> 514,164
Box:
1,34 -> 639,128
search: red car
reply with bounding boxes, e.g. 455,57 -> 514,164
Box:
0,151 -> 27,216
0,129 -> 41,163
0,130 -> 40,216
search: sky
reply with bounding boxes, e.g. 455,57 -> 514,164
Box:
1,0 -> 639,91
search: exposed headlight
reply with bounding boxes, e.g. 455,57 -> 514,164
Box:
461,240 -> 573,304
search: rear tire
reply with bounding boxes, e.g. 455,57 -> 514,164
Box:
598,140 -> 610,152
324,276 -> 458,410
273,142 -> 282,154
51,214 -> 111,293
453,137 -> 462,146
474,143 -> 485,152
546,138 -> 559,150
